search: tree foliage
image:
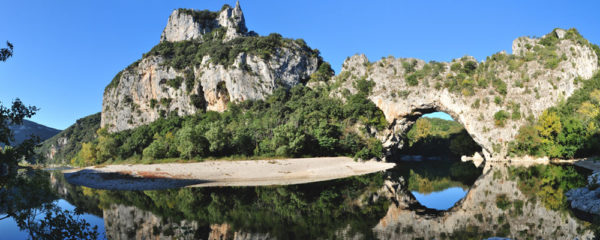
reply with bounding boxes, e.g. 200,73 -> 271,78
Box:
0,41 -> 13,62
72,85 -> 387,166
403,117 -> 481,157
0,45 -> 40,167
510,72 -> 600,158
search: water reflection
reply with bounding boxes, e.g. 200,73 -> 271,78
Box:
411,187 -> 467,210
374,163 -> 593,239
1,162 -> 598,239
0,170 -> 102,239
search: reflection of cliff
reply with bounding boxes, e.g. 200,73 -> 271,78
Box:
102,204 -> 274,240
81,174 -> 387,240
103,204 -> 204,240
373,164 -> 594,239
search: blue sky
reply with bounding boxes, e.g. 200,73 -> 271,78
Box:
1,1 -> 598,129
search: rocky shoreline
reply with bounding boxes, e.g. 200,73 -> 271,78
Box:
567,171 -> 600,216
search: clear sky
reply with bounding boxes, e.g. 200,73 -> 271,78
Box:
1,0 -> 598,129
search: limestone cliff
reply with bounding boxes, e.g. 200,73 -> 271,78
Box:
102,3 -> 320,132
160,1 -> 248,43
331,28 -> 599,159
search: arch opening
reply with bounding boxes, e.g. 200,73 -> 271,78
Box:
388,111 -> 484,211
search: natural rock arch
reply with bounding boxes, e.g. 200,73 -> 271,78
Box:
333,29 -> 598,160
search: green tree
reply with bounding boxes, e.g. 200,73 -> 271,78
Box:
0,43 -> 39,169
204,122 -> 229,154
71,142 -> 97,166
175,124 -> 208,159
143,132 -> 178,159
95,128 -> 118,162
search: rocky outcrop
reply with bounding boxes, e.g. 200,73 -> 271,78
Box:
102,3 -> 320,132
372,164 -> 594,239
161,1 -> 247,43
333,29 -> 599,160
567,171 -> 600,215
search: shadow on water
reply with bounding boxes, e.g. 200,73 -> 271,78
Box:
64,169 -> 214,190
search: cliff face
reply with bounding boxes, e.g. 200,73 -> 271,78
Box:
160,2 -> 247,43
103,4 -> 598,161
102,3 -> 320,132
333,28 -> 599,159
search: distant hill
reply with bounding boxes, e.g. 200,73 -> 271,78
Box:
4,119 -> 61,146
35,113 -> 101,165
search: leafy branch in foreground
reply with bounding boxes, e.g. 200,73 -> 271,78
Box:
0,41 -> 13,62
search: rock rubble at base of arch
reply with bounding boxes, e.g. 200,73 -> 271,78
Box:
330,28 -> 599,160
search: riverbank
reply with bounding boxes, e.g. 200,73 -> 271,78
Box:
63,157 -> 396,190
550,157 -> 600,172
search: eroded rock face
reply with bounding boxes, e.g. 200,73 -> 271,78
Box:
47,136 -> 68,161
372,164 -> 594,239
102,3 -> 319,132
160,1 -> 247,43
334,29 -> 598,159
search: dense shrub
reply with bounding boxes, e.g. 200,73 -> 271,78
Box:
406,74 -> 418,86
494,110 -> 510,127
166,76 -> 183,89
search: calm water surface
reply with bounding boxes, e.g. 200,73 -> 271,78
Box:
1,158 -> 598,239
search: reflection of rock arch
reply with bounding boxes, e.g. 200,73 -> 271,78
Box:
373,164 -> 593,239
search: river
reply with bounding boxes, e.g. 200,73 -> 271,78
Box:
0,158 -> 597,239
